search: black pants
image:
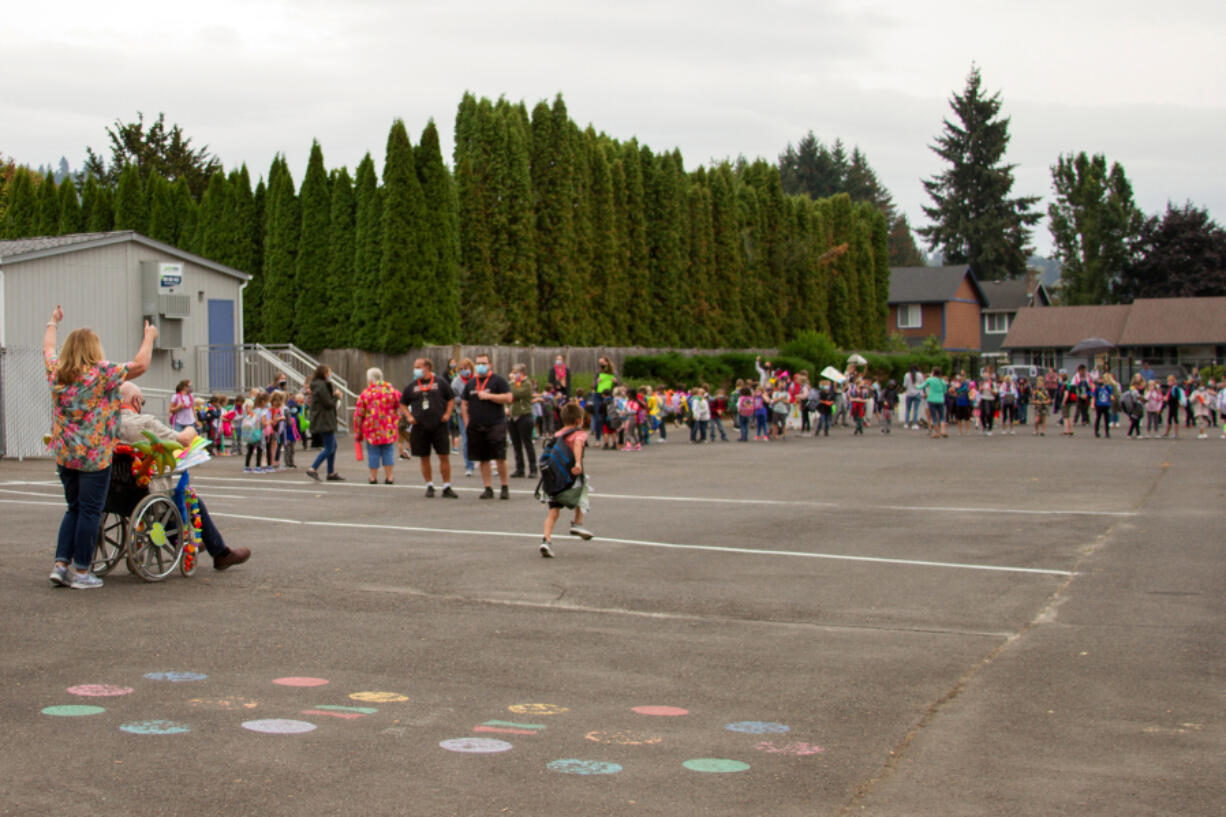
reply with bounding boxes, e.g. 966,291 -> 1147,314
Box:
981,399 -> 995,431
1076,400 -> 1091,426
1127,414 -> 1142,437
508,414 -> 536,475
1095,406 -> 1111,437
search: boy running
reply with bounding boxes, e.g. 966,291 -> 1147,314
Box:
539,402 -> 594,558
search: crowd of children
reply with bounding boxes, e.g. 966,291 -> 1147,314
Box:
185,383 -> 309,473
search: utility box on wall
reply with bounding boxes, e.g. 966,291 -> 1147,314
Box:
141,261 -> 190,349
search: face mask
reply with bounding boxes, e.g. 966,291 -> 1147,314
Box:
475,364 -> 490,376
556,359 -> 564,366
460,369 -> 471,378
412,368 -> 423,380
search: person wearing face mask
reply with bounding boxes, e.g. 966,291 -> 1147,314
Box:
508,363 -> 539,479
401,358 -> 458,497
267,371 -> 289,394
460,353 -> 513,499
450,357 -> 477,476
548,354 -> 571,397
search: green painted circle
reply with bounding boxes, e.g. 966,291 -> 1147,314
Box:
42,705 -> 106,717
683,758 -> 751,773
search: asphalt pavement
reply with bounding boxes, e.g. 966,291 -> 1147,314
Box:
1,423 -> 1221,816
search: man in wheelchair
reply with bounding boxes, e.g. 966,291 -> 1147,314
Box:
118,382 -> 252,571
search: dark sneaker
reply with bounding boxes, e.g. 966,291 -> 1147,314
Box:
479,487 -> 494,499
539,541 -> 554,558
510,471 -> 526,479
500,485 -> 510,500
441,486 -> 459,498
425,485 -> 436,498
213,547 -> 251,571
326,473 -> 345,481
305,469 -> 321,481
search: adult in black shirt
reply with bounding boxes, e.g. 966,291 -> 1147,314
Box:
400,358 -> 457,498
460,352 -> 513,499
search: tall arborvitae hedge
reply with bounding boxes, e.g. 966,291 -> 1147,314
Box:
2,92 -> 890,352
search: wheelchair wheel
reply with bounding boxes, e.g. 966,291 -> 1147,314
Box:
126,495 -> 185,582
93,512 -> 127,576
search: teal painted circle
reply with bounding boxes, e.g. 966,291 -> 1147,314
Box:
547,759 -> 623,775
683,758 -> 750,773
725,721 -> 789,734
42,705 -> 106,717
120,720 -> 190,735
144,671 -> 208,682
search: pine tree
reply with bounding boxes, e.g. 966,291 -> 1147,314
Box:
83,175 -> 114,232
57,176 -> 83,235
260,156 -> 299,342
685,172 -> 716,347
226,165 -> 258,274
888,215 -> 925,266
619,142 -> 651,341
870,208 -> 891,346
919,65 -> 1041,280
323,166 -> 355,348
245,178 -> 266,341
35,174 -> 59,235
570,123 -> 595,345
145,173 -> 177,244
530,96 -> 579,343
826,193 -> 855,347
415,120 -> 460,343
351,154 -> 383,350
455,96 -> 499,340
378,119 -> 430,353
293,141 -> 332,350
489,101 -> 538,343
709,163 -> 746,346
645,148 -> 688,345
588,137 -> 626,344
851,202 -> 878,347
1,168 -> 38,238
170,177 -> 196,251
193,171 -> 229,258
113,163 -> 146,232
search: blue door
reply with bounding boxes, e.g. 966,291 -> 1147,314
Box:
207,299 -> 236,391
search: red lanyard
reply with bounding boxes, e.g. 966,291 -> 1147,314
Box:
473,374 -> 492,393
417,374 -> 435,392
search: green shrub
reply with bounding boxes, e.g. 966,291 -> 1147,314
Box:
780,331 -> 839,373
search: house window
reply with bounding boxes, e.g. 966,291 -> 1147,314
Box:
984,312 -> 1011,334
897,304 -> 922,329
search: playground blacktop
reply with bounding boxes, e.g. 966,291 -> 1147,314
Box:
1,427 -> 1222,816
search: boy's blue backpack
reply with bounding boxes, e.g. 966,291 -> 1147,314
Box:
537,428 -> 578,497
1095,384 -> 1112,406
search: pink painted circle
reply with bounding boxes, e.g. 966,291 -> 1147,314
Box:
67,684 -> 134,697
632,705 -> 689,717
272,677 -> 329,687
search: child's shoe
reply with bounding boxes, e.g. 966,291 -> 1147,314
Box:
539,540 -> 554,558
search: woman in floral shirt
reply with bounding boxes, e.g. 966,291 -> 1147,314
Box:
353,367 -> 402,485
44,305 -> 157,589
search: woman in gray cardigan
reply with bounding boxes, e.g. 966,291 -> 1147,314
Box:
306,364 -> 344,481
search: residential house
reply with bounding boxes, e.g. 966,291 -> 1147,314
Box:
887,265 -> 987,352
979,277 -> 1052,359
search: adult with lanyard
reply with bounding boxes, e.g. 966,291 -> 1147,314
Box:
508,362 -> 539,479
460,352 -> 513,500
305,364 -> 344,482
548,353 -> 572,397
44,304 -> 157,589
400,358 -> 458,498
591,356 -> 618,443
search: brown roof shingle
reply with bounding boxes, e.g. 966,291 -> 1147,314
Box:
1002,305 -> 1131,349
1118,297 -> 1226,346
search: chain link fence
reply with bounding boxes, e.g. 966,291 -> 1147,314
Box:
0,346 -> 53,460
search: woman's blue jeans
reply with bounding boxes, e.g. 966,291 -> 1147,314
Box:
310,432 -> 337,474
57,465 -> 112,570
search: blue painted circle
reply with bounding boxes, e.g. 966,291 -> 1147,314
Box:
683,758 -> 751,773
725,721 -> 790,735
547,759 -> 623,775
120,720 -> 191,735
144,671 -> 209,682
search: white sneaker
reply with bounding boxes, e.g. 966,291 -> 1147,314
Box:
49,565 -> 70,587
569,525 -> 594,540
69,571 -> 103,589
539,541 -> 554,558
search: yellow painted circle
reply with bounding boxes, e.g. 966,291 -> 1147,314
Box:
350,691 -> 409,703
585,730 -> 662,746
508,703 -> 569,716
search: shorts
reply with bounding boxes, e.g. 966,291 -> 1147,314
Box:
927,402 -> 945,423
410,423 -> 451,458
1061,400 -> 1075,419
548,474 -> 590,511
952,403 -> 971,421
466,422 -> 508,462
366,442 -> 395,468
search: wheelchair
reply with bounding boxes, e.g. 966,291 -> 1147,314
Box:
93,446 -> 201,582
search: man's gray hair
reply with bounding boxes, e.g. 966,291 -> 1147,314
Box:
366,367 -> 383,385
119,381 -> 142,405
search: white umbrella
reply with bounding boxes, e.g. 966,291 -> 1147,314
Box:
846,353 -> 867,366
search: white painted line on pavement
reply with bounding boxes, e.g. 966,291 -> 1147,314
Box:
0,498 -> 64,508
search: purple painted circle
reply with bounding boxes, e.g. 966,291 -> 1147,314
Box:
632,705 -> 689,717
144,671 -> 208,682
67,684 -> 134,697
439,737 -> 513,754
547,759 -> 623,775
242,719 -> 317,734
272,676 -> 330,687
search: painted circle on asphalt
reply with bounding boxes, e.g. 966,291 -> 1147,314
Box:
42,705 -> 106,717
756,740 -> 824,756
350,691 -> 409,703
439,737 -> 513,754
725,721 -> 790,734
584,730 -> 662,746
242,719 -> 318,735
507,703 -> 568,716
120,720 -> 191,735
189,696 -> 259,710
683,758 -> 751,773
67,684 -> 134,697
547,759 -> 623,775
144,671 -> 208,682
632,705 -> 689,717
272,677 -> 330,687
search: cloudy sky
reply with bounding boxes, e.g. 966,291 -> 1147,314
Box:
5,0 -> 1224,255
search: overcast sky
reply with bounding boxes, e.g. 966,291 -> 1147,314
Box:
5,0 -> 1224,257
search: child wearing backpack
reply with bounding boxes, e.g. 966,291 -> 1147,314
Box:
243,392 -> 272,473
537,402 -> 594,558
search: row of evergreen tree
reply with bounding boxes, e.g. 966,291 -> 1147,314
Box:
0,94 -> 890,352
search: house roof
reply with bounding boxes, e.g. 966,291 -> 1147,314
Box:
887,265 -> 986,306
1003,297 -> 1226,349
980,278 -> 1051,312
0,231 -> 251,281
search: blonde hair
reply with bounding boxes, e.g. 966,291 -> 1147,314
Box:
254,392 -> 270,408
55,328 -> 104,387
270,391 -> 286,408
